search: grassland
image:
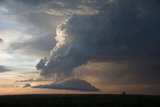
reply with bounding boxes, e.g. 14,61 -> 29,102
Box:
0,94 -> 160,107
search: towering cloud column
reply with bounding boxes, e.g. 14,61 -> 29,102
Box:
36,0 -> 160,91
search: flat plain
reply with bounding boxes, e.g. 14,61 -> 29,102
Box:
0,94 -> 160,107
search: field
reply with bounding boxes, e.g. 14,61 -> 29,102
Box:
0,94 -> 160,107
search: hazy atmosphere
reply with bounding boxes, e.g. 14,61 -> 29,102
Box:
0,0 -> 160,95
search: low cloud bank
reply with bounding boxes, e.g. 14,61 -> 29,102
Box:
33,78 -> 99,91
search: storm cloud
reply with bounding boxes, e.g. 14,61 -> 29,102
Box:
37,0 -> 160,86
1,0 -> 160,93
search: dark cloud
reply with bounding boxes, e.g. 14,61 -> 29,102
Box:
0,0 -> 5,4
36,57 -> 47,69
2,0 -> 160,92
0,65 -> 12,72
33,78 -> 99,91
17,79 -> 39,83
10,35 -> 55,57
23,83 -> 31,88
13,0 -> 48,6
5,0 -> 100,16
0,38 -> 3,44
77,60 -> 160,85
37,0 -> 160,86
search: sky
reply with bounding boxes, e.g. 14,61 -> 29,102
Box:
0,0 -> 160,95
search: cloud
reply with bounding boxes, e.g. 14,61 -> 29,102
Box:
36,15 -> 88,78
23,83 -> 31,88
0,0 -> 102,57
0,38 -> 3,44
36,57 -> 47,69
0,65 -> 12,72
13,0 -> 46,6
33,78 -> 99,91
16,79 -> 38,83
16,76 -> 50,83
0,0 -> 67,57
1,0 -> 160,93
10,0 -> 101,16
10,35 -> 55,57
76,60 -> 160,85
36,0 -> 160,86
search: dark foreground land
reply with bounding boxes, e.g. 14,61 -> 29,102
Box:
0,94 -> 160,107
